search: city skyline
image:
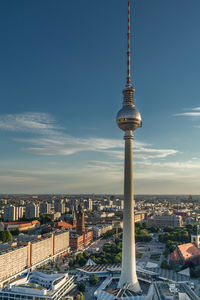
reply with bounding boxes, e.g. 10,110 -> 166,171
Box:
0,0 -> 200,194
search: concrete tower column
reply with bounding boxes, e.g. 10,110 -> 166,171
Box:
118,130 -> 140,292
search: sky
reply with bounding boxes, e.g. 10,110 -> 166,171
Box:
0,0 -> 200,194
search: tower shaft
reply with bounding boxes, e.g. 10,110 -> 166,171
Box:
118,130 -> 140,292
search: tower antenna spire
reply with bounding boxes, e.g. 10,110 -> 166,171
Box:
126,0 -> 131,88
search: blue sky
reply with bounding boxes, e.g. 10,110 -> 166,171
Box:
0,0 -> 200,194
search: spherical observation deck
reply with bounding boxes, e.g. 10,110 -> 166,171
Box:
116,105 -> 142,132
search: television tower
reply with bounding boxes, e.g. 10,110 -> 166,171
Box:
116,0 -> 142,293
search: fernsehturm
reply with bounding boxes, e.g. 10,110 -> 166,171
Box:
116,0 -> 142,293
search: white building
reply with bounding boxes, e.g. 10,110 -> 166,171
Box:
0,271 -> 75,300
3,205 -> 17,222
25,203 -> 40,219
40,201 -> 51,214
54,199 -> 65,214
92,224 -> 113,239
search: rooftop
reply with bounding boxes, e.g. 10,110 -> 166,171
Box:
178,243 -> 200,260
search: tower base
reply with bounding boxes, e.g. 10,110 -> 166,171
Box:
118,279 -> 141,293
97,277 -> 153,300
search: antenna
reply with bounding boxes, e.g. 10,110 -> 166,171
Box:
126,0 -> 131,88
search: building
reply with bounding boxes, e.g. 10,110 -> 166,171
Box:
170,217 -> 200,267
97,2 -> 155,299
3,205 -> 17,222
40,201 -> 51,214
154,282 -> 198,300
25,203 -> 40,219
0,231 -> 70,284
54,199 -> 65,214
3,220 -> 40,232
92,224 -> 113,239
0,271 -> 75,300
76,208 -> 85,235
148,213 -> 182,228
170,243 -> 200,267
56,221 -> 73,230
135,211 -> 147,223
115,0 -> 142,293
69,207 -> 93,250
17,206 -> 24,219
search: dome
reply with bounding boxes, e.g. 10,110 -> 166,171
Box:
116,105 -> 142,132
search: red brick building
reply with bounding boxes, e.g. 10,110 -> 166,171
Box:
69,207 -> 93,250
170,243 -> 200,267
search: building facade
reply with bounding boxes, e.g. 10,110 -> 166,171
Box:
25,203 -> 40,219
0,231 -> 69,284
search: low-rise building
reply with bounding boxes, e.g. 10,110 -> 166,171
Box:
170,243 -> 200,267
0,271 -> 75,300
3,220 -> 40,232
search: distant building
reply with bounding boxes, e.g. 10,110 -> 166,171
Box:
69,207 -> 93,250
3,220 -> 40,232
56,221 -> 73,230
40,201 -> 51,214
0,271 -> 75,300
18,206 -> 24,219
85,198 -> 93,211
3,205 -> 17,222
54,199 -> 65,214
135,211 -> 146,223
92,224 -> 113,239
25,203 -> 40,219
148,213 -> 182,228
76,209 -> 85,235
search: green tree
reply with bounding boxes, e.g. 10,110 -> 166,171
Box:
161,260 -> 171,270
77,281 -> 86,292
0,230 -> 13,243
149,226 -> 159,233
89,274 -> 99,285
69,259 -> 75,268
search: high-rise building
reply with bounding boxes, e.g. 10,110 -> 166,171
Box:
84,198 -> 92,211
54,199 -> 65,214
40,201 -> 51,214
3,205 -> 17,222
116,0 -> 142,293
76,206 -> 85,236
25,203 -> 40,219
17,206 -> 24,219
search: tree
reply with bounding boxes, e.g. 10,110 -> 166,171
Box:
89,274 -> 99,285
0,230 -> 13,243
69,259 -> 75,268
161,260 -> 171,270
149,226 -> 159,233
77,281 -> 86,292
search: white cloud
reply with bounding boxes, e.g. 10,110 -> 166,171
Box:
0,112 -> 178,161
0,112 -> 58,134
192,107 -> 200,111
175,107 -> 200,117
175,112 -> 200,117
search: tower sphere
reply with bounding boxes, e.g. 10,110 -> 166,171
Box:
116,105 -> 141,132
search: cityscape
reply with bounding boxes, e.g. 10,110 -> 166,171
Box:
0,0 -> 200,299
